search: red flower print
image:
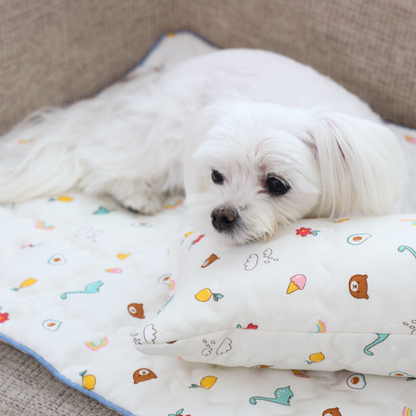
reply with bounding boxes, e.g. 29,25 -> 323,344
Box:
296,227 -> 312,237
0,312 -> 9,323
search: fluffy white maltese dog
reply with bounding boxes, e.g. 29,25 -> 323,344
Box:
0,49 -> 408,244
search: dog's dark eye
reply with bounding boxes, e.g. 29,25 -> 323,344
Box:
266,177 -> 290,195
211,170 -> 224,185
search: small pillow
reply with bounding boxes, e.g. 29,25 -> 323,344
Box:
133,215 -> 416,377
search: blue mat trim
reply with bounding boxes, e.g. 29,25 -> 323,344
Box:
0,332 -> 136,416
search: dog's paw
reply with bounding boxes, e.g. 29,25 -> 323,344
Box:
121,192 -> 164,215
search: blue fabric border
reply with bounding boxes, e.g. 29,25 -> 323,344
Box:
0,333 -> 136,416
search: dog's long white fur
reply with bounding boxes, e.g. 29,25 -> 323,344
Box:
0,49 -> 408,244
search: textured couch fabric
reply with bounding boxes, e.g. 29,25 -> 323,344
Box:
0,0 -> 416,134
1,1 -> 416,414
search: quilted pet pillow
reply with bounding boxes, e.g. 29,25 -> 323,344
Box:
133,215 -> 416,377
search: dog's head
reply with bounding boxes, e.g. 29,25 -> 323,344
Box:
184,101 -> 407,245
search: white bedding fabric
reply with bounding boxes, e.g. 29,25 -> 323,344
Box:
1,32 -> 416,416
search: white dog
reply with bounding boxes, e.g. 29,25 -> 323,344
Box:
0,49 -> 408,244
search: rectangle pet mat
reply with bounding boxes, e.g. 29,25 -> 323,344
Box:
1,31 -> 416,416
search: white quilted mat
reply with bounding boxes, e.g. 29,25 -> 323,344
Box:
1,32 -> 416,416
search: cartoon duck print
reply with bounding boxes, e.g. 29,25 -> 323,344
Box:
323,408 -> 342,416
133,368 -> 157,384
61,281 -> 104,299
249,386 -> 294,406
128,303 -> 145,319
349,274 -> 369,299
201,253 -> 220,268
195,288 -> 223,302
244,254 -> 258,271
189,376 -> 218,389
42,319 -> 62,331
79,370 -> 96,390
11,278 -> 37,291
346,373 -> 366,389
48,253 -> 66,265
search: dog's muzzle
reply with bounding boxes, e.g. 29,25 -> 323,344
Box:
211,207 -> 238,232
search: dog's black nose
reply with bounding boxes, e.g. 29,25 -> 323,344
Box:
211,207 -> 238,232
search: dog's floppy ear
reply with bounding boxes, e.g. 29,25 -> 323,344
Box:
306,112 -> 408,217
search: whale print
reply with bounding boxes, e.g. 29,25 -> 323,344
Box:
249,386 -> 294,406
61,281 -> 104,299
398,245 -> 416,259
364,333 -> 389,356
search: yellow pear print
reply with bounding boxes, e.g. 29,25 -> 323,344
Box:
79,370 -> 96,390
195,288 -> 224,302
189,376 -> 218,389
306,352 -> 325,365
11,278 -> 37,291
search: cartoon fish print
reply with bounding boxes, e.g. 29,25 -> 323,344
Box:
322,408 -> 342,416
349,274 -> 369,299
128,303 -> 145,319
201,254 -> 220,268
249,386 -> 294,406
133,368 -> 157,384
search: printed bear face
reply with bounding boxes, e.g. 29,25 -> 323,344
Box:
322,408 -> 342,416
349,274 -> 369,299
128,303 -> 145,319
133,368 -> 157,384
